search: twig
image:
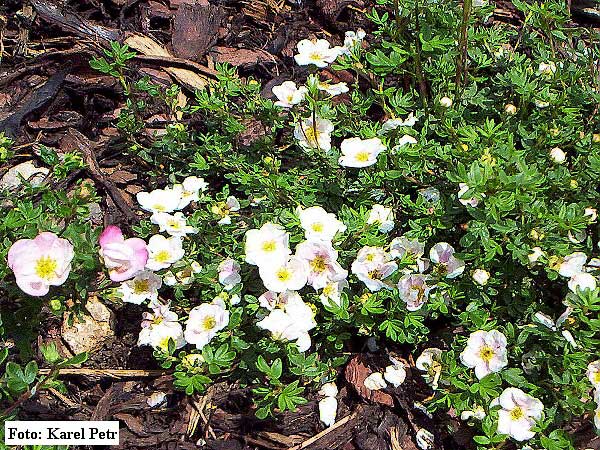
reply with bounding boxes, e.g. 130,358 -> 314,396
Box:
286,411 -> 358,450
38,368 -> 171,378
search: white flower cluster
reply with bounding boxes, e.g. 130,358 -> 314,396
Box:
245,206 -> 348,351
132,177 -> 237,353
557,251 -> 598,294
270,33 -> 418,169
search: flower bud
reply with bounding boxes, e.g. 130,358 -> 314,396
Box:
549,147 -> 566,163
472,269 -> 490,286
504,103 -> 517,115
439,96 -> 453,107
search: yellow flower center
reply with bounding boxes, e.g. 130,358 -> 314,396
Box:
355,151 -> 370,162
510,406 -> 524,421
276,269 -> 291,282
167,220 -> 181,229
310,256 -> 327,273
35,256 -> 58,280
202,316 -> 217,330
153,204 -> 166,212
309,52 -> 323,61
262,240 -> 277,252
154,250 -> 171,263
479,345 -> 495,362
311,222 -> 324,232
304,126 -> 320,144
594,372 -> 600,383
133,279 -> 150,294
366,253 -> 375,262
368,270 -> 381,280
287,94 -> 294,102
322,284 -> 334,296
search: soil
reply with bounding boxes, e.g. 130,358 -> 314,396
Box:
1,0 -> 599,449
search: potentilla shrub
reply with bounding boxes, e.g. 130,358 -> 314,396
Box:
2,0 -> 600,447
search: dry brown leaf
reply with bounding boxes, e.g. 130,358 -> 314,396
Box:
124,33 -> 210,91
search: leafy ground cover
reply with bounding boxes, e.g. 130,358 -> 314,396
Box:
1,0 -> 600,449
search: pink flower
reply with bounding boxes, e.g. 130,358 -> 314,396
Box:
99,225 -> 148,282
7,232 -> 74,296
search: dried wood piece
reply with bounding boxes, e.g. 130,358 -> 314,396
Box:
209,46 -> 277,68
172,0 -> 225,60
344,355 -> 394,407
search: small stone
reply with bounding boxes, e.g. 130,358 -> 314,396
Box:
0,161 -> 49,190
61,297 -> 115,355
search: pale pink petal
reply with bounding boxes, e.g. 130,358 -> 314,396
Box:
99,225 -> 124,247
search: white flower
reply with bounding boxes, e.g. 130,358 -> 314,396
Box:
384,364 -> 407,387
364,372 -> 387,390
549,147 -> 566,163
294,116 -> 334,152
397,273 -> 431,311
379,113 -> 418,134
568,272 -> 596,293
367,204 -> 395,233
533,311 -> 556,330
191,261 -> 202,273
389,236 -> 425,260
212,196 -> 241,225
294,39 -> 340,67
138,304 -> 185,351
558,252 -> 588,277
163,271 -> 177,286
416,348 -> 443,389
295,240 -> 347,290
585,207 -> 598,222
272,81 -> 307,108
461,406 -> 486,421
146,391 -> 167,407
538,61 -> 556,75
259,256 -> 309,292
587,360 -> 600,388
415,429 -> 435,450
430,242 -> 465,278
393,135 -> 418,149
244,222 -> 291,267
319,397 -> 338,427
151,212 -> 197,237
458,183 -> 480,207
218,258 -> 242,289
439,96 -> 453,107
146,235 -> 185,271
338,137 -> 386,168
472,269 -> 490,286
298,206 -> 346,242
137,185 -> 183,214
177,176 -> 208,209
595,406 -> 600,430
561,330 -> 578,348
319,382 -> 338,397
351,246 -> 398,291
319,279 -> 349,306
341,29 -> 366,53
119,270 -> 162,305
317,81 -> 349,96
460,330 -> 508,379
184,299 -> 230,349
257,293 -> 316,351
528,247 -> 544,264
494,388 -> 544,441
